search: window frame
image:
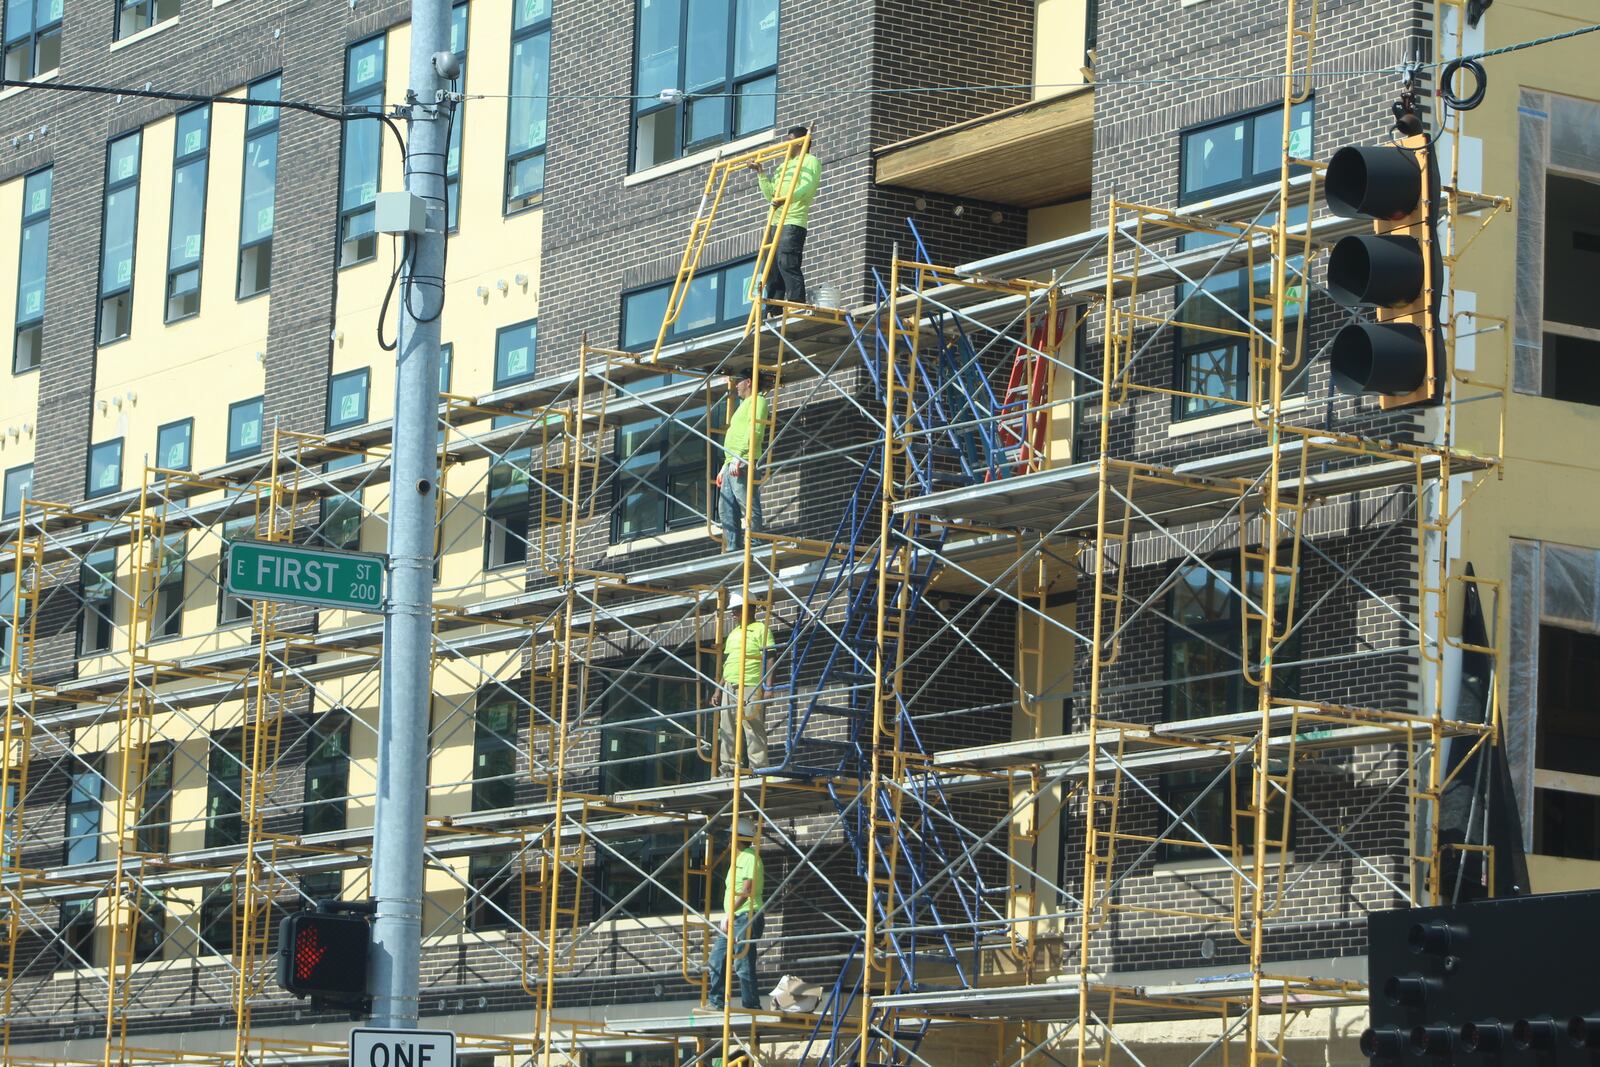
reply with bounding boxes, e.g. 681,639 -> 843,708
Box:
493,318 -> 538,388
153,532 -> 185,640
3,462 -> 33,520
467,850 -> 520,931
1176,99 -> 1314,207
165,103 -> 212,323
63,759 -> 104,867
13,165 -> 51,374
226,395 -> 265,460
204,728 -> 245,850
218,513 -> 257,625
628,0 -> 780,171
197,879 -> 235,956
471,686 -> 521,811
328,367 -> 372,430
619,256 -> 756,350
3,0 -> 62,81
594,830 -> 703,919
338,34 -> 388,268
155,417 -> 193,472
115,0 -> 179,41
78,546 -> 118,657
318,452 -> 366,552
86,438 -> 124,500
56,899 -> 95,970
238,73 -> 282,300
598,654 -> 710,793
610,376 -> 719,543
97,131 -> 143,347
447,2 -> 469,230
135,741 -> 173,854
503,0 -> 552,214
302,714 -> 352,835
484,417 -> 532,570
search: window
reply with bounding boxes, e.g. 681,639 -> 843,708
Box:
595,831 -> 702,919
599,656 -> 709,792
86,439 -> 124,499
302,716 -> 351,834
57,899 -> 95,970
0,568 -> 16,672
301,871 -> 343,908
79,548 -> 117,656
115,0 -> 178,40
166,105 -> 211,322
1160,765 -> 1292,860
2,462 -> 32,519
494,319 -> 537,387
340,36 -> 386,267
227,396 -> 264,459
133,890 -> 165,963
1160,558 -> 1298,857
198,880 -> 234,956
622,258 -> 755,349
155,418 -> 192,471
447,4 -> 468,229
1174,102 -> 1314,420
13,166 -> 50,372
485,416 -> 531,569
98,132 -> 142,345
219,513 -> 256,624
238,75 -> 280,299
468,851 -> 519,931
135,741 -> 173,854
153,533 -> 184,639
631,0 -> 778,170
1540,172 -> 1600,406
1534,625 -> 1600,858
328,368 -> 371,430
3,0 -> 61,80
505,0 -> 550,212
472,689 -> 519,811
319,452 -> 365,551
589,1047 -> 684,1067
205,729 -> 245,849
1179,101 -> 1313,204
612,374 -> 716,542
64,761 -> 104,866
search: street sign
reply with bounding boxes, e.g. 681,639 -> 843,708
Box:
349,1029 -> 454,1067
225,539 -> 386,612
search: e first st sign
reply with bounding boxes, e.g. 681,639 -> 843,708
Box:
225,539 -> 386,613
350,1029 -> 454,1067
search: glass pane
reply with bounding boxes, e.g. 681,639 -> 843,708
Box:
3,466 -> 32,518
329,370 -> 370,428
241,134 -> 277,245
686,94 -> 726,146
495,320 -> 537,384
1182,118 -> 1245,201
347,37 -> 385,96
246,75 -> 280,130
16,218 -> 46,323
38,0 -> 63,25
513,0 -> 549,30
735,74 -> 775,136
1173,564 -> 1232,625
721,260 -> 755,322
684,0 -> 728,91
175,106 -> 209,158
676,269 -> 718,334
450,2 -> 468,57
635,107 -> 677,170
508,30 -> 551,154
4,0 -> 30,41
624,286 -> 670,349
340,119 -> 381,214
88,442 -> 122,496
156,422 -> 191,470
229,399 -> 263,455
734,0 -> 777,75
168,158 -> 207,270
635,0 -> 682,103
22,167 -> 50,218
508,153 -> 545,204
107,133 -> 141,184
101,189 -> 138,294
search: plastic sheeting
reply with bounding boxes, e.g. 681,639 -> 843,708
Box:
1505,538 -> 1600,849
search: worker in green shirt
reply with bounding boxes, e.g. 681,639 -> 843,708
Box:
715,593 -> 773,776
716,371 -> 770,551
745,125 -> 820,311
706,815 -> 766,1010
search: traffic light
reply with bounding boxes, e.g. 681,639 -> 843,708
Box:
277,909 -> 370,1004
1323,134 -> 1441,409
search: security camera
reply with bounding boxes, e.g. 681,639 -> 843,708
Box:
433,51 -> 462,80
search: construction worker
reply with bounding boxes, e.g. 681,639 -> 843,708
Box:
745,125 -> 820,310
716,371 -> 769,551
715,594 -> 772,776
706,815 -> 765,1011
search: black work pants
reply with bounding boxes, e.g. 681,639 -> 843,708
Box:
765,224 -> 808,308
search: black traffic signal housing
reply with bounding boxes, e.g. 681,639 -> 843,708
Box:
277,908 -> 370,1006
1323,134 -> 1441,410
1363,891 -> 1600,1064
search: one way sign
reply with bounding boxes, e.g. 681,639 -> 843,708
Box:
349,1028 -> 455,1067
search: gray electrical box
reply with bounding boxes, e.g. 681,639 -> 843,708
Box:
375,191 -> 428,236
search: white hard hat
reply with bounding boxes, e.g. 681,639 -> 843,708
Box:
734,815 -> 758,838
726,591 -> 743,610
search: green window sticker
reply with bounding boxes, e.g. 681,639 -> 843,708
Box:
507,347 -> 528,374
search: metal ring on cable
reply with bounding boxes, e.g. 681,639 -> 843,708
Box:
1440,57 -> 1488,111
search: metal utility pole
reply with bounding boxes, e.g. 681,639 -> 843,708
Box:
369,0 -> 452,1029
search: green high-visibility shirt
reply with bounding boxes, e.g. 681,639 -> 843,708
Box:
758,153 -> 821,229
723,393 -> 770,464
725,845 -> 765,915
723,621 -> 774,687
